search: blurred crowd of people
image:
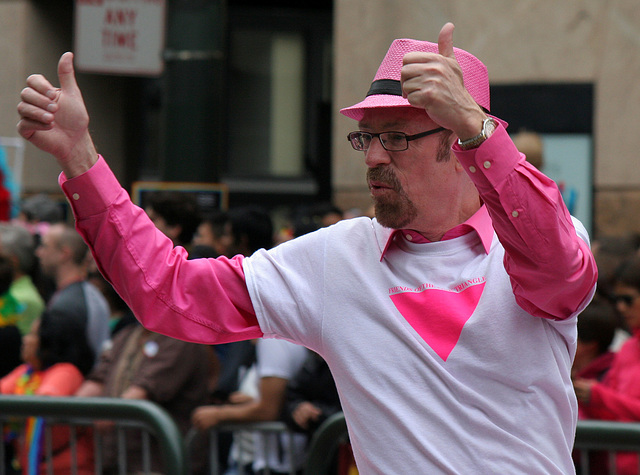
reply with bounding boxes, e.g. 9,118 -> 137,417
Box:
8,186 -> 640,474
0,192 -> 354,475
571,233 -> 640,475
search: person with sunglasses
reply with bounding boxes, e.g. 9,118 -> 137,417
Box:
574,255 -> 640,474
16,22 -> 597,474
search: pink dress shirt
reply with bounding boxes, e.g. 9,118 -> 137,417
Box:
59,122 -> 596,343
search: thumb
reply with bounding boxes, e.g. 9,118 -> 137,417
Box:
438,22 -> 456,58
57,52 -> 79,93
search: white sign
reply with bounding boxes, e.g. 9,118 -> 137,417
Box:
74,0 -> 166,76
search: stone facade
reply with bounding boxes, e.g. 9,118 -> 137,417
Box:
333,0 -> 640,239
0,0 -> 125,195
1,0 -> 639,239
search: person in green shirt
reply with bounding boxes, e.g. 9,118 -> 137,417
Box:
0,223 -> 45,335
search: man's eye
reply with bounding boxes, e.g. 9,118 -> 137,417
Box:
385,133 -> 405,144
359,134 -> 372,145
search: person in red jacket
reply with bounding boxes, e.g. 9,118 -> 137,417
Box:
574,254 -> 640,474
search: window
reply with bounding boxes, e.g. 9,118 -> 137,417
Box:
223,6 -> 333,203
227,30 -> 306,177
491,84 -> 594,233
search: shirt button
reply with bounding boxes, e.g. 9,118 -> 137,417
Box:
469,166 -> 477,173
511,210 -> 519,218
483,161 -> 492,169
405,233 -> 413,241
72,193 -> 80,201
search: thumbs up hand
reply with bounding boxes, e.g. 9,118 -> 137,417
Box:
17,52 -> 98,177
400,23 -> 487,141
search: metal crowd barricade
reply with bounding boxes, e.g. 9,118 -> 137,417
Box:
303,412 -> 347,475
0,395 -> 187,475
6,398 -> 640,475
186,421 -> 298,475
575,420 -> 640,475
302,415 -> 640,475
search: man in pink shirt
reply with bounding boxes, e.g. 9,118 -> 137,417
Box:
17,22 -> 596,474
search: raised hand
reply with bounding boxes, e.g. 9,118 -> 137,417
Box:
17,52 -> 97,177
400,22 -> 486,140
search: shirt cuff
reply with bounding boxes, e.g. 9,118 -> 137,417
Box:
453,124 -> 525,191
59,155 -> 123,219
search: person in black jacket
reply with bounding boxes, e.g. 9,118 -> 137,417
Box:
281,351 -> 341,435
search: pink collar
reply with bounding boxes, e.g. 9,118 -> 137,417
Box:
380,205 -> 494,260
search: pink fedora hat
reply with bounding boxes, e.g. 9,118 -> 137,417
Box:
340,38 -> 490,121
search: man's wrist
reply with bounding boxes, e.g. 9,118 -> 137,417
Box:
458,117 -> 497,150
455,112 -> 487,142
61,133 -> 98,178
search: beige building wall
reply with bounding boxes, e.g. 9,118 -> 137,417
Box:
333,0 -> 640,238
0,0 -> 126,200
3,0 -> 640,238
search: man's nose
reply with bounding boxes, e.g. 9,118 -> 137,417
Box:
364,137 -> 392,168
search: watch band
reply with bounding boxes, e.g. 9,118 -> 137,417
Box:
458,117 -> 497,150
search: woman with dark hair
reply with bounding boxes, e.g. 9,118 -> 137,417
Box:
572,299 -> 617,382
574,254 -> 640,475
37,309 -> 94,377
0,310 -> 94,474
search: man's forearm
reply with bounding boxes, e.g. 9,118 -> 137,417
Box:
60,156 -> 264,344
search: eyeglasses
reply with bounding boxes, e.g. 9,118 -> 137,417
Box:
613,294 -> 640,306
347,127 -> 446,152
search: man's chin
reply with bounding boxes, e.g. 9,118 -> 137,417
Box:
373,203 -> 412,229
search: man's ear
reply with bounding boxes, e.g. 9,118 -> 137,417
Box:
59,244 -> 73,262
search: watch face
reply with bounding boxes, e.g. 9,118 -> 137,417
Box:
458,118 -> 496,150
485,118 -> 497,136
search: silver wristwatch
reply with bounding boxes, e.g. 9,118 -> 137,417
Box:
457,117 -> 497,150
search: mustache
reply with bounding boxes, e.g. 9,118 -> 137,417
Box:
367,167 -> 401,191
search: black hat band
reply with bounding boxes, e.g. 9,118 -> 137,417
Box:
366,79 -> 402,97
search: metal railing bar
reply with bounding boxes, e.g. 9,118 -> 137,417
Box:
197,421 -> 299,475
0,396 -> 186,474
575,420 -> 640,451
44,423 -> 53,475
210,430 -> 218,475
287,430 -> 295,475
94,427 -> 104,474
117,425 -> 127,475
0,423 -> 5,473
142,429 -> 151,474
70,424 -> 78,475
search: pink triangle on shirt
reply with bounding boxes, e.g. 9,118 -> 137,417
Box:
390,282 -> 485,361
